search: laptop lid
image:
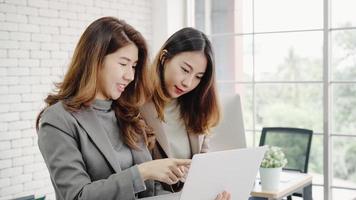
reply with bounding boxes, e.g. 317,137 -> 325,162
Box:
179,146 -> 267,200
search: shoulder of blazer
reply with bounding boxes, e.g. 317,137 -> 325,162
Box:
39,102 -> 79,138
140,101 -> 156,116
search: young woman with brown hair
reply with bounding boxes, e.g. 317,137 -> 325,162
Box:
36,17 -> 191,200
140,27 -> 229,199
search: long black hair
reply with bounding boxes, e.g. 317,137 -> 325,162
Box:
150,27 -> 220,134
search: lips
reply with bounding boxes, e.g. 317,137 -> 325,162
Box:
174,85 -> 185,95
116,83 -> 126,93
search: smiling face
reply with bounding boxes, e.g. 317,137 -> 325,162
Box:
96,43 -> 138,100
163,51 -> 207,99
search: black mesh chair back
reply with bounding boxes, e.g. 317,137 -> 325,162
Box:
259,127 -> 313,173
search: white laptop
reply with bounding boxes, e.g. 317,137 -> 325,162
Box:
140,146 -> 266,200
209,94 -> 246,152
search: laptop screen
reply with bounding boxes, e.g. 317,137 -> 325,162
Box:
179,147 -> 266,200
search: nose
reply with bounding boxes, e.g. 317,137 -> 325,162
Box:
123,68 -> 135,82
181,75 -> 194,88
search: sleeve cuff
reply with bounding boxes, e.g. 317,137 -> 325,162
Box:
129,165 -> 147,193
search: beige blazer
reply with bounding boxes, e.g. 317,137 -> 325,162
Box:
38,101 -> 164,200
140,101 -> 210,160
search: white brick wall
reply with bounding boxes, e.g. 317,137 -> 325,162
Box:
0,0 -> 153,199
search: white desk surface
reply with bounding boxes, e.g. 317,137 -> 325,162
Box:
251,171 -> 313,199
140,171 -> 312,200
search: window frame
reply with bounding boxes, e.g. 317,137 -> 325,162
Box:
187,0 -> 356,199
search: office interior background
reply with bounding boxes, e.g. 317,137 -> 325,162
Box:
0,0 -> 355,199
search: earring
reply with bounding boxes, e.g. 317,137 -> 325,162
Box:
159,49 -> 168,65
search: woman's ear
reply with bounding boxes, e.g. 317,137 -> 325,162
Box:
159,49 -> 168,66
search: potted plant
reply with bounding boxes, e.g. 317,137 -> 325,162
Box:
259,145 -> 288,190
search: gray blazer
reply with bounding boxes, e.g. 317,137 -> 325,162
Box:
38,101 -> 159,200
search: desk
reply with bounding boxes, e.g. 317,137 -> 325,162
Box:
251,171 -> 313,200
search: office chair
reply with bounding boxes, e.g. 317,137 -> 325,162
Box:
259,127 -> 313,200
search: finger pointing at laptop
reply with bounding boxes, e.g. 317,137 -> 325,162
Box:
138,157 -> 231,199
138,158 -> 191,185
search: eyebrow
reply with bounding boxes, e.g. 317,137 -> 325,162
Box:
183,61 -> 205,75
119,56 -> 138,64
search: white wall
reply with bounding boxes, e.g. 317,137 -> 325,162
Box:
151,0 -> 187,54
0,0 -> 152,199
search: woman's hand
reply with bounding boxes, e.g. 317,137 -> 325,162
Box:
138,158 -> 191,185
215,191 -> 231,200
178,165 -> 189,182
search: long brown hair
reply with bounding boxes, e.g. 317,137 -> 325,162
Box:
36,16 -> 154,149
150,27 -> 220,134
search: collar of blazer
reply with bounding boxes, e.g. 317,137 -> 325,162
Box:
71,106 -> 152,173
140,101 -> 203,158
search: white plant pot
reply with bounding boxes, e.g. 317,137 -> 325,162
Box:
259,167 -> 282,191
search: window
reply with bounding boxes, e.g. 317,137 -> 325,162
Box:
192,0 -> 356,199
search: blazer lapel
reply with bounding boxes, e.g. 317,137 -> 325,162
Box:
188,131 -> 204,155
71,107 -> 122,173
188,132 -> 199,155
140,102 -> 172,157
